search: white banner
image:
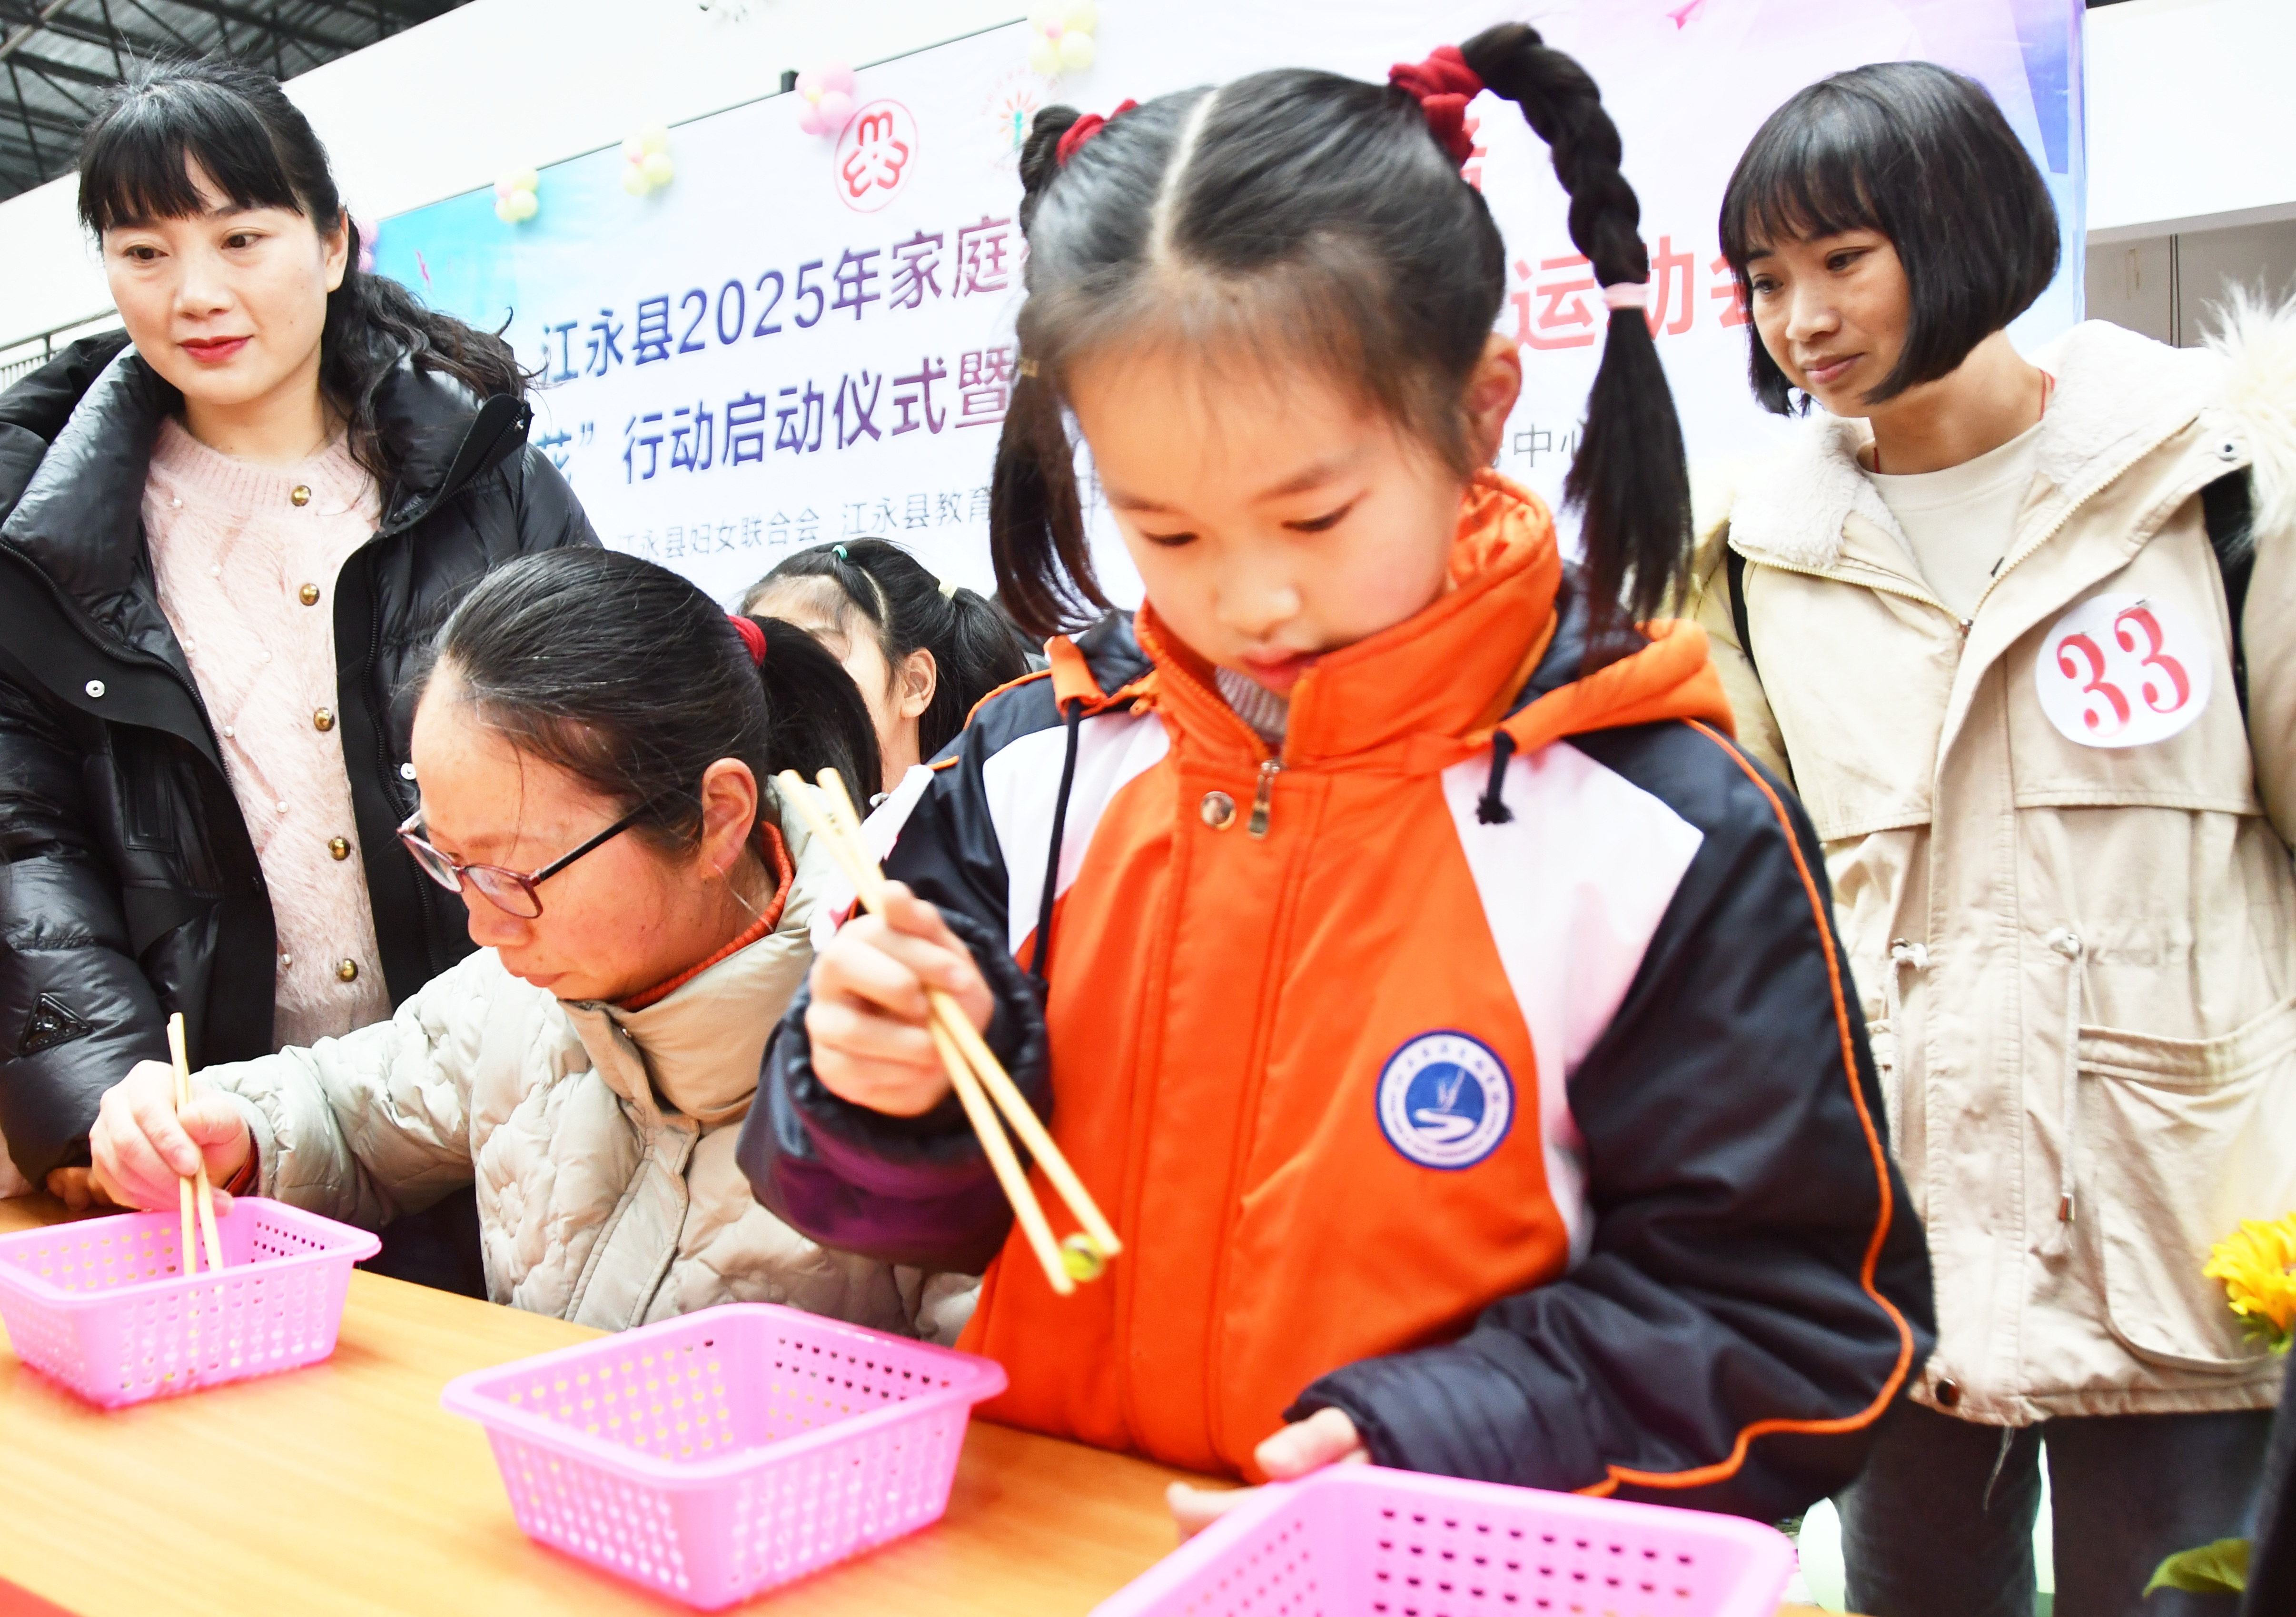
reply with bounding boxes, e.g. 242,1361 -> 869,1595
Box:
373,0 -> 2084,608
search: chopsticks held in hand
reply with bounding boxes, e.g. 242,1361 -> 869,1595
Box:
775,768 -> 1121,1297
167,1012 -> 226,1276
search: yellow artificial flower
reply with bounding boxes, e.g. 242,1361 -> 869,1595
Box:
2203,1214 -> 2296,1351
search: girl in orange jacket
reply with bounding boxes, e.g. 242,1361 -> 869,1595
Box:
739,24 -> 1933,1525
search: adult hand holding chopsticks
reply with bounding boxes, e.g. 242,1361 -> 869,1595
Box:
805,880 -> 999,1118
88,1059 -> 250,1215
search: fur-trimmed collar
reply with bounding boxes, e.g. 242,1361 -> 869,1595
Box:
1726,299 -> 2296,572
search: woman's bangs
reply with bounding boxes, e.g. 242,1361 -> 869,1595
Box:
1721,110 -> 1886,264
78,80 -> 304,232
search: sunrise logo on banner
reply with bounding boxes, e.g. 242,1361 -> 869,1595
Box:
372,0 -> 2084,609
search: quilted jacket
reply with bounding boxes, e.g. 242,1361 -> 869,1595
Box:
0,332 -> 595,1188
200,789 -> 945,1335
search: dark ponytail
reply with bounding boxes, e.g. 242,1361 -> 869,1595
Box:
990,26 -> 1691,641
1459,24 -> 1691,628
743,539 -> 1038,762
76,58 -> 529,499
426,549 -> 882,853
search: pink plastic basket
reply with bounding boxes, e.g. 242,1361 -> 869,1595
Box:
441,1301 -> 1009,1610
1093,1465 -> 1795,1617
0,1197 -> 379,1409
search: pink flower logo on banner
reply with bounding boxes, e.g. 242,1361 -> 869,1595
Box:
836,99 -> 919,213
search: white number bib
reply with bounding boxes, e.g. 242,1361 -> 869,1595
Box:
2034,592 -> 2212,748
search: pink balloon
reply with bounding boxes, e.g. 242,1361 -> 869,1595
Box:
815,89 -> 854,129
795,64 -> 855,102
797,101 -> 831,136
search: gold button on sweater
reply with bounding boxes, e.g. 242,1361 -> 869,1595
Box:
144,418 -> 390,1050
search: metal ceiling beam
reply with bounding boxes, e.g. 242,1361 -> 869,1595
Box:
0,0 -> 76,68
0,0 -> 482,205
172,0 -> 365,54
5,89 -> 79,135
4,46 -> 115,89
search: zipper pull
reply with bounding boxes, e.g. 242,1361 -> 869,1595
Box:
1247,759 -> 1283,839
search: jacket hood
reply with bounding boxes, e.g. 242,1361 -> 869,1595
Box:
1727,300 -> 2296,574
1125,472 -> 1731,772
0,338 -> 507,650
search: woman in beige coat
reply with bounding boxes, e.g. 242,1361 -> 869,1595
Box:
1699,63 -> 2294,1617
85,548 -> 964,1341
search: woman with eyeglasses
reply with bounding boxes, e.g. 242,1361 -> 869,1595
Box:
81,550 -> 964,1340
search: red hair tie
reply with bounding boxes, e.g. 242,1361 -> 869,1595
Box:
1056,99 -> 1138,166
728,613 -> 767,666
1388,45 -> 1484,165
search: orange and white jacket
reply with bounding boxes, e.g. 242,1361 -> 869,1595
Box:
742,475 -> 1934,1518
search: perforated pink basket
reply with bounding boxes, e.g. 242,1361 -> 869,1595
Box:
1092,1464 -> 1795,1617
0,1197 -> 379,1408
441,1301 -> 1009,1610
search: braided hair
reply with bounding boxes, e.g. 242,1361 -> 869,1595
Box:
990,22 -> 1692,643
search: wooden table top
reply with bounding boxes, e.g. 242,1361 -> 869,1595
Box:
0,1192 -> 1833,1615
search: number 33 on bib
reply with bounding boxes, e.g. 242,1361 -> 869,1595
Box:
2035,592 -> 2213,748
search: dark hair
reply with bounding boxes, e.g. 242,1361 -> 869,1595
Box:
1719,62 -> 2059,416
76,58 -> 529,493
990,21 -> 1692,639
741,539 -> 1037,763
426,549 -> 883,852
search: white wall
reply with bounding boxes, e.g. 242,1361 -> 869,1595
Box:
0,0 -> 1019,351
2085,0 -> 2296,243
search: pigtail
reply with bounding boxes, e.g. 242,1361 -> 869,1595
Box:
991,101 -> 1114,642
990,375 -> 1106,640
1460,24 -> 1693,632
920,588 -> 1038,758
748,615 -> 886,804
1019,104 -> 1083,229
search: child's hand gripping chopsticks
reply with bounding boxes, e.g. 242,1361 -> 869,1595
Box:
779,770 -> 1121,1295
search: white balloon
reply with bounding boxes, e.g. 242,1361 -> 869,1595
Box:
1057,30 -> 1096,72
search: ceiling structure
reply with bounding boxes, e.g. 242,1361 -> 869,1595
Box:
0,0 -> 476,204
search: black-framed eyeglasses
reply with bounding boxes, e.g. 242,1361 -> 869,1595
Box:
396,800 -> 659,919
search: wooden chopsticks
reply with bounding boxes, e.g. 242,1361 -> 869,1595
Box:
167,1011 -> 225,1276
775,768 -> 1121,1297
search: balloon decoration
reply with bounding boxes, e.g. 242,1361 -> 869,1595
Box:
353,213 -> 377,274
622,127 -> 675,196
1027,1 -> 1098,76
493,168 -> 539,224
794,65 -> 856,137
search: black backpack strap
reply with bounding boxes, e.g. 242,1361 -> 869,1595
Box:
1725,546 -> 1760,683
2201,469 -> 2254,722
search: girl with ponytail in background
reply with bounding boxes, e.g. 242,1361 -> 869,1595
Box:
0,60 -> 594,1295
742,27 -> 1933,1525
742,537 -> 1037,795
85,549 -> 966,1339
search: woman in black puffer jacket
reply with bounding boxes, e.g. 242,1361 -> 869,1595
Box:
0,59 -> 596,1290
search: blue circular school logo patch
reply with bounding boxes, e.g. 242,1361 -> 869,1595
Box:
1375,1031 -> 1514,1171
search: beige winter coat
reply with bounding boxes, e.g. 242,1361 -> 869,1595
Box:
1690,307 -> 2296,1425
201,789 -> 959,1339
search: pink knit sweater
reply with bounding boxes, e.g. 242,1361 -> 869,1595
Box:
144,417 -> 393,1051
